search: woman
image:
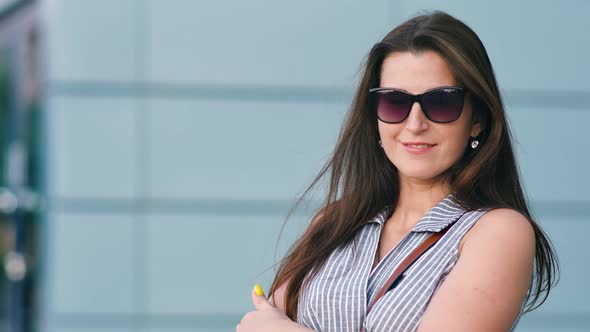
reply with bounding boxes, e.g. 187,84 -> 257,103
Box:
237,10 -> 558,332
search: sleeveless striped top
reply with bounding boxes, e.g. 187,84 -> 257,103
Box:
296,194 -> 526,331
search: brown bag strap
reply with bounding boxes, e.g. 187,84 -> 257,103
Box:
361,225 -> 452,332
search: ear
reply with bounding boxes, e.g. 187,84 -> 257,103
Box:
469,95 -> 483,137
470,121 -> 481,137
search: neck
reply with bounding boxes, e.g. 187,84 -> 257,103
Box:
392,176 -> 451,231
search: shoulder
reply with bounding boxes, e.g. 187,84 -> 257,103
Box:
459,208 -> 535,255
417,208 -> 535,331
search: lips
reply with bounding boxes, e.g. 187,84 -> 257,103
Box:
402,142 -> 436,148
401,141 -> 436,154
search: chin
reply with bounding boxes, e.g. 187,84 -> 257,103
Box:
399,172 -> 439,182
395,165 -> 442,181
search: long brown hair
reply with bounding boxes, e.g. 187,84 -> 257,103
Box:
269,10 -> 559,321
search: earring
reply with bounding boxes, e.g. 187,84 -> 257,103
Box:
378,140 -> 383,148
471,137 -> 479,149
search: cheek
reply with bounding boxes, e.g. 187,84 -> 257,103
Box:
447,108 -> 474,153
377,122 -> 387,137
441,129 -> 471,161
377,122 -> 399,144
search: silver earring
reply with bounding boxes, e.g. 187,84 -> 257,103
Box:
471,138 -> 479,149
378,140 -> 383,148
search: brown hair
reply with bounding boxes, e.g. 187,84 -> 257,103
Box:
269,10 -> 558,321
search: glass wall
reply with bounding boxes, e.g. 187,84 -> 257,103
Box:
25,1 -> 590,331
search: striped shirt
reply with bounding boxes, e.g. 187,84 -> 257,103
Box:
296,193 -> 526,331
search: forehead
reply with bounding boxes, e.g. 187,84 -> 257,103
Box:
379,50 -> 459,94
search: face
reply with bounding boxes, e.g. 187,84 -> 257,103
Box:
377,50 -> 481,183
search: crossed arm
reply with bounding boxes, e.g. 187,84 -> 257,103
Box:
244,208 -> 535,332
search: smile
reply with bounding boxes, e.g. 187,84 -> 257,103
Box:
406,144 -> 432,148
402,143 -> 436,153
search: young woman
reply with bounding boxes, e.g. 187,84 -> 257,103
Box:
237,10 -> 558,332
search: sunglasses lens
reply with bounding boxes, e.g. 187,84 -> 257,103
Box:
421,88 -> 464,123
374,90 -> 411,123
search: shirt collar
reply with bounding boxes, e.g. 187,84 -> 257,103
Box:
369,193 -> 467,233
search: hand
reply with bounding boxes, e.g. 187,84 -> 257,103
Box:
236,284 -> 298,332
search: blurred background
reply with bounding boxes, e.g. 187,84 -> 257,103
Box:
0,0 -> 588,331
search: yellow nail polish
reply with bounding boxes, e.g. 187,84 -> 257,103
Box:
254,284 -> 265,296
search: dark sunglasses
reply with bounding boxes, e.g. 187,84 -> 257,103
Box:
368,86 -> 465,123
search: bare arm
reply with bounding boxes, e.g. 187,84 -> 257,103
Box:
266,212 -> 326,328
417,208 -> 535,331
271,209 -> 326,313
269,279 -> 288,314
240,211 -> 322,332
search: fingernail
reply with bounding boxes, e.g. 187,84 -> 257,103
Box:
253,284 -> 265,296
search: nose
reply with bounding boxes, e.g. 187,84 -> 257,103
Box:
404,101 -> 429,133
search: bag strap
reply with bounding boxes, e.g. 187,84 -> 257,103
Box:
361,224 -> 452,332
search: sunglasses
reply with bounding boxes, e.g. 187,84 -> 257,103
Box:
368,86 -> 465,123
